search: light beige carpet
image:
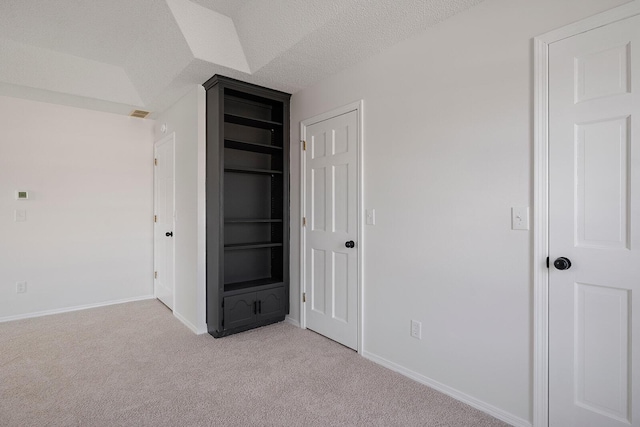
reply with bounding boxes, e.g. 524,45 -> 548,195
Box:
0,300 -> 510,426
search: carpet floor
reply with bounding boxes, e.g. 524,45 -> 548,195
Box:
0,300 -> 510,426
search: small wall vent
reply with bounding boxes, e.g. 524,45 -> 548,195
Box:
130,109 -> 150,119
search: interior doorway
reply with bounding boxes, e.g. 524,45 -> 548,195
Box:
534,3 -> 640,426
154,133 -> 176,310
300,101 -> 363,351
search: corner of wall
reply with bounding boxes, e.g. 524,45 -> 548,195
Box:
196,84 -> 207,333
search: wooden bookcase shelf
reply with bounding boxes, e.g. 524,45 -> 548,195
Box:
225,219 -> 283,223
224,113 -> 283,129
204,75 -> 290,338
223,278 -> 284,296
224,242 -> 283,251
224,139 -> 283,154
224,167 -> 283,175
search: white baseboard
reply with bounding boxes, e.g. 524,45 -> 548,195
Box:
0,295 -> 156,324
173,310 -> 205,334
284,316 -> 300,328
362,351 -> 531,427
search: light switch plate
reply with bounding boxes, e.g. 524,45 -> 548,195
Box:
366,209 -> 376,225
511,207 -> 529,230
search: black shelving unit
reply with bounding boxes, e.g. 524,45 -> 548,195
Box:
204,75 -> 290,337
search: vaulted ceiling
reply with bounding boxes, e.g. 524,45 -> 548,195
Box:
0,0 -> 483,116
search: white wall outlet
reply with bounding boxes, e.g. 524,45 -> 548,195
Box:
511,207 -> 529,231
16,281 -> 27,294
411,320 -> 422,339
366,208 -> 376,225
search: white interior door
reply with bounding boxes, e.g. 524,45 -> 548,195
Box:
548,14 -> 640,427
154,134 -> 175,310
303,109 -> 359,350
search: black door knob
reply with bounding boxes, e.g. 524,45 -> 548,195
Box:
166,232 -> 173,237
345,240 -> 355,248
553,257 -> 571,270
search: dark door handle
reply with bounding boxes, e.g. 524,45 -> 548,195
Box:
553,257 -> 571,270
345,240 -> 355,248
166,232 -> 173,237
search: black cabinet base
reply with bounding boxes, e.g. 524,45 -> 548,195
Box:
207,316 -> 285,338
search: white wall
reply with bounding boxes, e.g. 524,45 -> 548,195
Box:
154,85 -> 207,334
289,0 -> 630,424
0,96 -> 155,321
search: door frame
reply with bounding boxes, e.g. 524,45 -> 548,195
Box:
299,100 -> 364,353
533,3 -> 640,426
153,132 -> 176,310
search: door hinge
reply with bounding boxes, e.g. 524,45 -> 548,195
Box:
546,257 -> 549,269
154,271 -> 158,279
302,140 -> 306,151
303,292 -> 306,303
154,215 -> 157,223
154,158 -> 158,166
303,217 -> 306,226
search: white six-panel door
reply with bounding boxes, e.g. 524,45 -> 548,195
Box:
303,110 -> 359,350
548,14 -> 640,427
154,134 -> 175,310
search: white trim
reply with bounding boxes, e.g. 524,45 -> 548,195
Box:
356,102 -> 365,354
284,316 -> 301,328
299,100 -> 364,353
196,86 -> 207,333
0,295 -> 155,324
536,1 -> 640,44
173,310 -> 202,334
533,35 -> 550,427
533,3 -> 640,426
153,132 -> 176,311
362,351 -> 531,427
299,119 -> 305,329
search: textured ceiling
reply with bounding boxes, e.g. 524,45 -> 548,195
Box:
0,0 -> 156,65
0,0 -> 483,116
190,0 -> 250,19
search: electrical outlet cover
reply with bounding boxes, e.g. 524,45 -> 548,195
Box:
411,320 -> 422,339
15,209 -> 26,222
16,282 -> 27,293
